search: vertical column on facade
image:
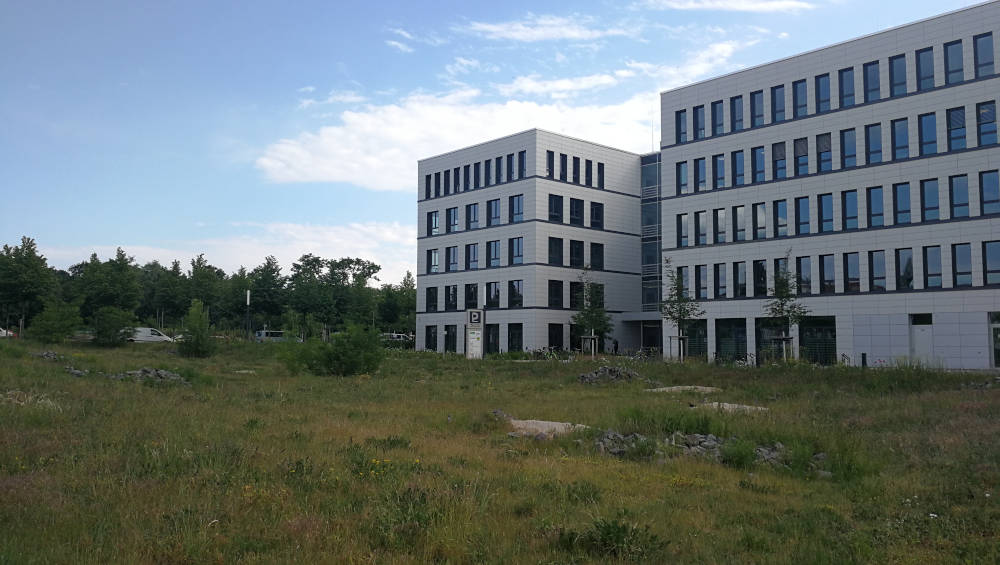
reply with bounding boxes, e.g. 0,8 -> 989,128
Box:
706,315 -> 717,362
663,319 -> 680,359
969,172 -> 983,217
971,240 -> 985,287
941,244 -> 954,289
745,317 -> 757,364
789,321 -> 800,360
836,314 -> 854,366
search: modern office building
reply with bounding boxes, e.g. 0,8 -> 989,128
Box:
417,2 -> 1000,369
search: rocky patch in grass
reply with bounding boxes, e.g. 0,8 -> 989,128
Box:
491,409 -> 589,440
578,366 -> 642,385
959,376 -> 1000,390
645,385 -> 721,394
34,351 -> 64,361
62,365 -> 190,385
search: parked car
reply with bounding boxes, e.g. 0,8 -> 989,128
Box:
0,327 -> 16,338
130,327 -> 174,343
381,332 -> 415,349
255,329 -> 293,343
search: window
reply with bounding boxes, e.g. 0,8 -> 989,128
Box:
818,193 -> 833,232
753,260 -> 767,296
569,198 -> 584,226
918,113 -> 937,155
869,251 -> 886,292
518,151 -> 526,179
695,265 -> 708,299
487,199 -> 500,226
474,162 -> 481,188
548,323 -> 563,349
591,243 -> 604,271
773,199 -> 788,237
484,160 -> 491,186
426,211 -> 439,236
572,156 -> 580,184
948,107 -> 966,150
921,179 -> 939,221
795,197 -> 810,235
445,285 -> 458,311
985,241 -> 1000,284
772,142 -> 786,179
753,202 -> 766,239
793,79 -> 807,117
733,262 -> 747,297
465,204 -> 479,231
842,190 -> 858,230
916,47 -> 934,91
424,174 -> 431,199
549,194 -> 563,222
838,67 -> 855,107
508,280 -> 523,308
464,283 -> 478,309
642,241 -> 658,266
676,162 -> 689,194
508,323 -> 523,352
508,237 -> 523,265
892,118 -> 909,160
945,40 -> 963,85
465,243 -> 478,270
771,85 -> 785,122
982,170 -> 1000,214
487,240 -> 500,267
893,183 -> 911,224
446,246 -> 458,272
733,205 -> 746,241
507,153 -> 515,182
713,208 -> 726,243
486,282 -> 500,308
677,214 -> 689,247
841,128 -> 857,168
793,138 -> 808,176
695,210 -> 708,245
714,263 -> 727,298
548,280 -> 563,308
585,160 -> 593,186
950,175 -> 969,218
712,154 -> 725,189
508,195 -> 523,223
693,105 -> 705,139
598,163 -> 604,189
863,61 -> 880,103
844,252 -> 860,292
546,151 -> 554,178
569,240 -> 584,268
425,287 -> 438,312
732,150 -> 745,186
751,146 -> 765,183
796,256 -> 812,294
675,110 -> 687,143
865,123 -> 882,164
924,246 -> 942,288
730,96 -> 743,131
434,172 -> 441,196
975,33 -> 994,78
896,249 -> 914,290
712,100 -> 724,136
445,207 -> 458,233
426,249 -> 438,274
889,54 -> 906,97
867,187 -> 884,227
463,165 -> 470,192
694,158 -> 706,191
559,153 -> 567,181
750,90 -> 764,127
424,325 -> 437,350
548,237 -> 563,266
817,133 -> 832,172
978,101 -> 997,146
820,254 -> 835,294
591,202 -> 604,229
495,156 -> 502,184
953,243 -> 972,287
815,74 -> 830,113
676,266 -> 689,297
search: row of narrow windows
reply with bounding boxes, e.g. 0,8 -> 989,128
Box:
423,150 -> 527,200
675,240 -> 1000,301
425,239 -> 606,274
544,150 -> 605,188
423,323 -> 587,354
423,280 -> 604,312
674,32 -> 995,144
424,195 -> 606,237
675,169 -> 1000,247
675,100 -> 997,194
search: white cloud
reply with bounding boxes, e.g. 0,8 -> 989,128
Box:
40,221 -> 417,286
638,0 -> 814,12
444,57 -> 495,76
458,14 -> 631,42
297,85 -> 316,93
496,73 -> 622,98
627,39 -> 755,90
385,40 -> 414,53
298,90 -> 367,109
388,27 -> 414,40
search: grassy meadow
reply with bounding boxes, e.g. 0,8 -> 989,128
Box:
1,339 -> 998,564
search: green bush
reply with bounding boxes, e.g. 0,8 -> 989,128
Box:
91,306 -> 135,347
721,438 -> 757,469
178,300 -> 215,358
294,325 -> 384,377
556,518 -> 667,561
30,300 -> 82,344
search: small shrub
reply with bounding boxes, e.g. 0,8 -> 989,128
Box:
29,301 -> 82,344
721,439 -> 757,469
294,325 -> 384,377
91,306 -> 135,347
178,300 -> 215,358
556,518 -> 667,561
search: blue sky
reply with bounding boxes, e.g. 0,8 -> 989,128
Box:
0,0 -> 978,284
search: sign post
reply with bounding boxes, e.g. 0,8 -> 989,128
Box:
466,309 -> 484,359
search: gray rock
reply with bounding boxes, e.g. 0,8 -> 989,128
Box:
578,366 -> 641,385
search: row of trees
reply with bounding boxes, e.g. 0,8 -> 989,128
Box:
0,237 -> 416,340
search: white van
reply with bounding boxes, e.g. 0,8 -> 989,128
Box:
130,327 -> 174,343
